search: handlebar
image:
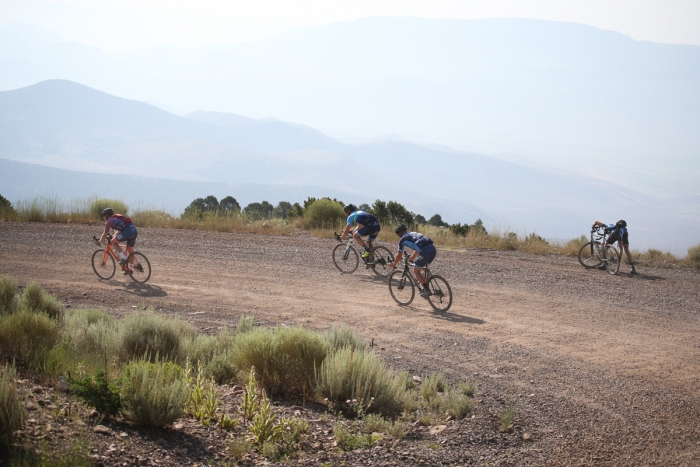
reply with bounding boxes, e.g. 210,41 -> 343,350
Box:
334,232 -> 342,242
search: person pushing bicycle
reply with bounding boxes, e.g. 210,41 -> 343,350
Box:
388,224 -> 437,297
95,208 -> 139,274
592,219 -> 637,275
339,204 -> 381,260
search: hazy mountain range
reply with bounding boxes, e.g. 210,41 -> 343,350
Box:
1,79 -> 697,253
2,17 -> 699,202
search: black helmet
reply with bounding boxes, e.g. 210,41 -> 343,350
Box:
343,204 -> 357,213
394,224 -> 407,235
616,220 -> 627,229
101,208 -> 114,218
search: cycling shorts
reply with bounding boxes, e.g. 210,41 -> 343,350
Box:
116,224 -> 138,247
357,223 -> 380,240
607,230 -> 628,246
414,244 -> 437,267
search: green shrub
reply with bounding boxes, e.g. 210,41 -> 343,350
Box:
420,373 -> 447,401
397,370 -> 416,390
333,423 -> 378,451
203,350 -> 238,384
0,194 -> 17,220
120,360 -> 190,427
0,363 -> 26,446
687,244 -> 700,268
303,199 -> 345,229
317,348 -> 407,417
118,310 -> 197,363
442,388 -> 473,419
70,370 -> 121,418
324,325 -> 367,352
232,327 -> 329,397
0,275 -> 18,316
248,390 -> 282,447
91,198 -> 128,220
19,282 -> 63,320
64,309 -> 119,359
458,380 -> 478,397
0,310 -> 61,368
228,437 -> 253,461
237,314 -> 255,334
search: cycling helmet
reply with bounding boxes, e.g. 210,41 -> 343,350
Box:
101,208 -> 114,218
394,224 -> 407,235
616,220 -> 627,229
343,204 -> 357,213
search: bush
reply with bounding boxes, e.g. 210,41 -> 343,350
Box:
232,327 -> 329,396
687,244 -> 700,268
317,348 -> 407,417
131,210 -> 175,227
120,360 -> 190,427
442,388 -> 473,419
420,372 -> 447,401
0,363 -> 26,446
64,309 -> 119,360
0,310 -> 61,368
19,281 -> 63,320
303,199 -> 345,229
91,198 -> 128,220
0,275 -> 18,316
0,194 -> 17,220
118,310 -> 197,363
237,314 -> 255,334
324,325 -> 367,352
70,370 -> 121,418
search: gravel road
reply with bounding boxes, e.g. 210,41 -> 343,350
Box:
1,221 -> 699,466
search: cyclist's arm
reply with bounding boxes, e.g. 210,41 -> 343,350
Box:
592,220 -> 605,228
389,250 -> 404,268
339,224 -> 353,240
351,223 -> 365,237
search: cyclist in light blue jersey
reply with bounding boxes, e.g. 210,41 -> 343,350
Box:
388,224 -> 437,297
338,204 -> 381,259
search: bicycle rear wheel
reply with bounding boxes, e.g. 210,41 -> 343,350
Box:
426,275 -> 453,312
332,243 -> 359,274
129,252 -> 152,284
388,270 -> 415,306
603,244 -> 620,275
578,242 -> 602,268
370,246 -> 395,278
91,249 -> 116,280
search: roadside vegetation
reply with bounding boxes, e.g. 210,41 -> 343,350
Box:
1,193 -> 698,268
0,276 -> 479,463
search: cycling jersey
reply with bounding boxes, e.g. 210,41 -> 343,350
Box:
606,224 -> 629,246
397,232 -> 434,254
346,211 -> 379,227
104,214 -> 132,234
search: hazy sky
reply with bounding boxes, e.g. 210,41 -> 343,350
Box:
2,0 -> 700,50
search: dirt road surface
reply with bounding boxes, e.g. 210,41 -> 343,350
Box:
1,221 -> 699,466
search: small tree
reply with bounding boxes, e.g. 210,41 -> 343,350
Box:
244,201 -> 274,221
414,214 -> 426,225
450,223 -> 469,236
471,219 -> 487,234
0,195 -> 16,219
428,214 -> 449,228
273,201 -> 293,219
184,196 -> 220,219
220,196 -> 240,214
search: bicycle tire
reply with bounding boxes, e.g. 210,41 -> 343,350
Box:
578,242 -> 603,268
603,244 -> 620,275
370,246 -> 395,278
426,275 -> 453,312
388,270 -> 415,306
91,249 -> 116,280
129,252 -> 152,284
332,243 -> 359,274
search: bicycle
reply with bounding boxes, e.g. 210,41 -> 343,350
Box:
332,232 -> 395,277
388,253 -> 453,312
577,226 -> 620,275
91,234 -> 152,284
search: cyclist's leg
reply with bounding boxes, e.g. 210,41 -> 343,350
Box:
353,224 -> 368,249
413,245 -> 436,287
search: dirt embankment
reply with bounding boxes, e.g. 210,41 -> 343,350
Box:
1,221 -> 699,466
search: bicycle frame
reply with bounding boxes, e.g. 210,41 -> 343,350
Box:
336,233 -> 381,265
588,227 -> 607,257
397,254 -> 431,286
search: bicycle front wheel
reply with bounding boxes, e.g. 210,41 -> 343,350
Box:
388,270 -> 415,306
91,249 -> 116,280
129,252 -> 152,284
426,275 -> 453,312
603,244 -> 620,275
332,243 -> 359,274
370,246 -> 395,278
578,242 -> 602,268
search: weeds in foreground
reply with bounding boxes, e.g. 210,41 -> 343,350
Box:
501,404 -> 517,433
0,363 -> 26,446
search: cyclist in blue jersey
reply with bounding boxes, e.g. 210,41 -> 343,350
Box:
592,219 -> 637,275
388,224 -> 437,297
339,204 -> 381,260
95,207 -> 139,274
